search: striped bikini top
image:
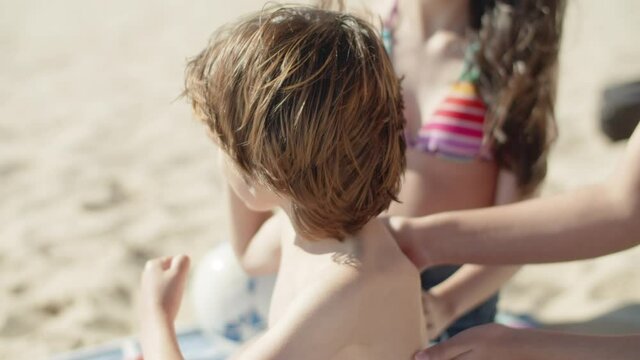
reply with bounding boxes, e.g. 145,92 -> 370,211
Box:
383,2 -> 493,162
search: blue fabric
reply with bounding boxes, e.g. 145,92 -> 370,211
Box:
421,265 -> 499,341
51,328 -> 230,360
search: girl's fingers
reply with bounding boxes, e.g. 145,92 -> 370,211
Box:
415,344 -> 470,360
450,350 -> 475,360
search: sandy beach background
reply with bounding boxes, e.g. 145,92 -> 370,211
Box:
1,0 -> 639,358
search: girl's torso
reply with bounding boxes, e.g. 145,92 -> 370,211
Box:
374,0 -> 499,217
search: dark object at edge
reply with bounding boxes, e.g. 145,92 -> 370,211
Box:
600,81 -> 640,141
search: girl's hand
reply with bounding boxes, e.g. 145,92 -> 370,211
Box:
140,255 -> 190,322
417,325 -> 640,360
422,291 -> 454,341
384,216 -> 433,270
415,324 -> 514,360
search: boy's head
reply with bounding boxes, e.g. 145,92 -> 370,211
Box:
184,6 -> 405,240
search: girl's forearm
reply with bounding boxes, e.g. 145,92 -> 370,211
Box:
432,265 -> 520,321
418,183 -> 638,266
406,124 -> 640,268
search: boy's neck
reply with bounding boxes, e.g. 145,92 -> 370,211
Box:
292,230 -> 365,269
279,203 -> 387,262
294,234 -> 349,254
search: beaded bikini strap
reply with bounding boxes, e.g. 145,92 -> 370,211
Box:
382,0 -> 399,55
458,41 -> 481,83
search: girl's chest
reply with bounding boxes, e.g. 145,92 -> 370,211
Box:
392,40 -> 467,134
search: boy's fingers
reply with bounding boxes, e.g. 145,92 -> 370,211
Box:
169,255 -> 190,276
144,258 -> 163,271
144,255 -> 189,279
159,256 -> 173,270
143,256 -> 174,276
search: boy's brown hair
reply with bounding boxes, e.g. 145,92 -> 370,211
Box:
184,6 -> 405,240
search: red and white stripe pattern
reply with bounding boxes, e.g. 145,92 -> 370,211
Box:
413,82 -> 492,161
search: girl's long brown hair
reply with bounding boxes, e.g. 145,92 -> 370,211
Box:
472,0 -> 566,195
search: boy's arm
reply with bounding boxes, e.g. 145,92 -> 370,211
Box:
227,184 -> 282,275
396,123 -> 640,268
418,324 -> 640,360
139,256 -> 190,360
140,313 -> 184,360
421,171 -> 520,339
230,268 -> 359,360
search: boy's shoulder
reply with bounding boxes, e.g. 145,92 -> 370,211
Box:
250,251 -> 364,359
306,221 -> 421,309
295,225 -> 422,357
260,221 -> 422,359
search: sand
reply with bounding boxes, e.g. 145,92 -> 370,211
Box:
1,0 -> 639,358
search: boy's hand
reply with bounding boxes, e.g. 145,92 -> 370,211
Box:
422,291 -> 454,341
140,255 -> 190,322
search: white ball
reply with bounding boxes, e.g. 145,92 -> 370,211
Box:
191,242 -> 276,347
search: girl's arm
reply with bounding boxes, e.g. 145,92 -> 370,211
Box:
424,265 -> 519,338
418,324 -> 640,360
398,124 -> 640,268
405,182 -> 638,268
420,171 -> 520,340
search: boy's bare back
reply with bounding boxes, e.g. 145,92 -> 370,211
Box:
258,217 -> 425,359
